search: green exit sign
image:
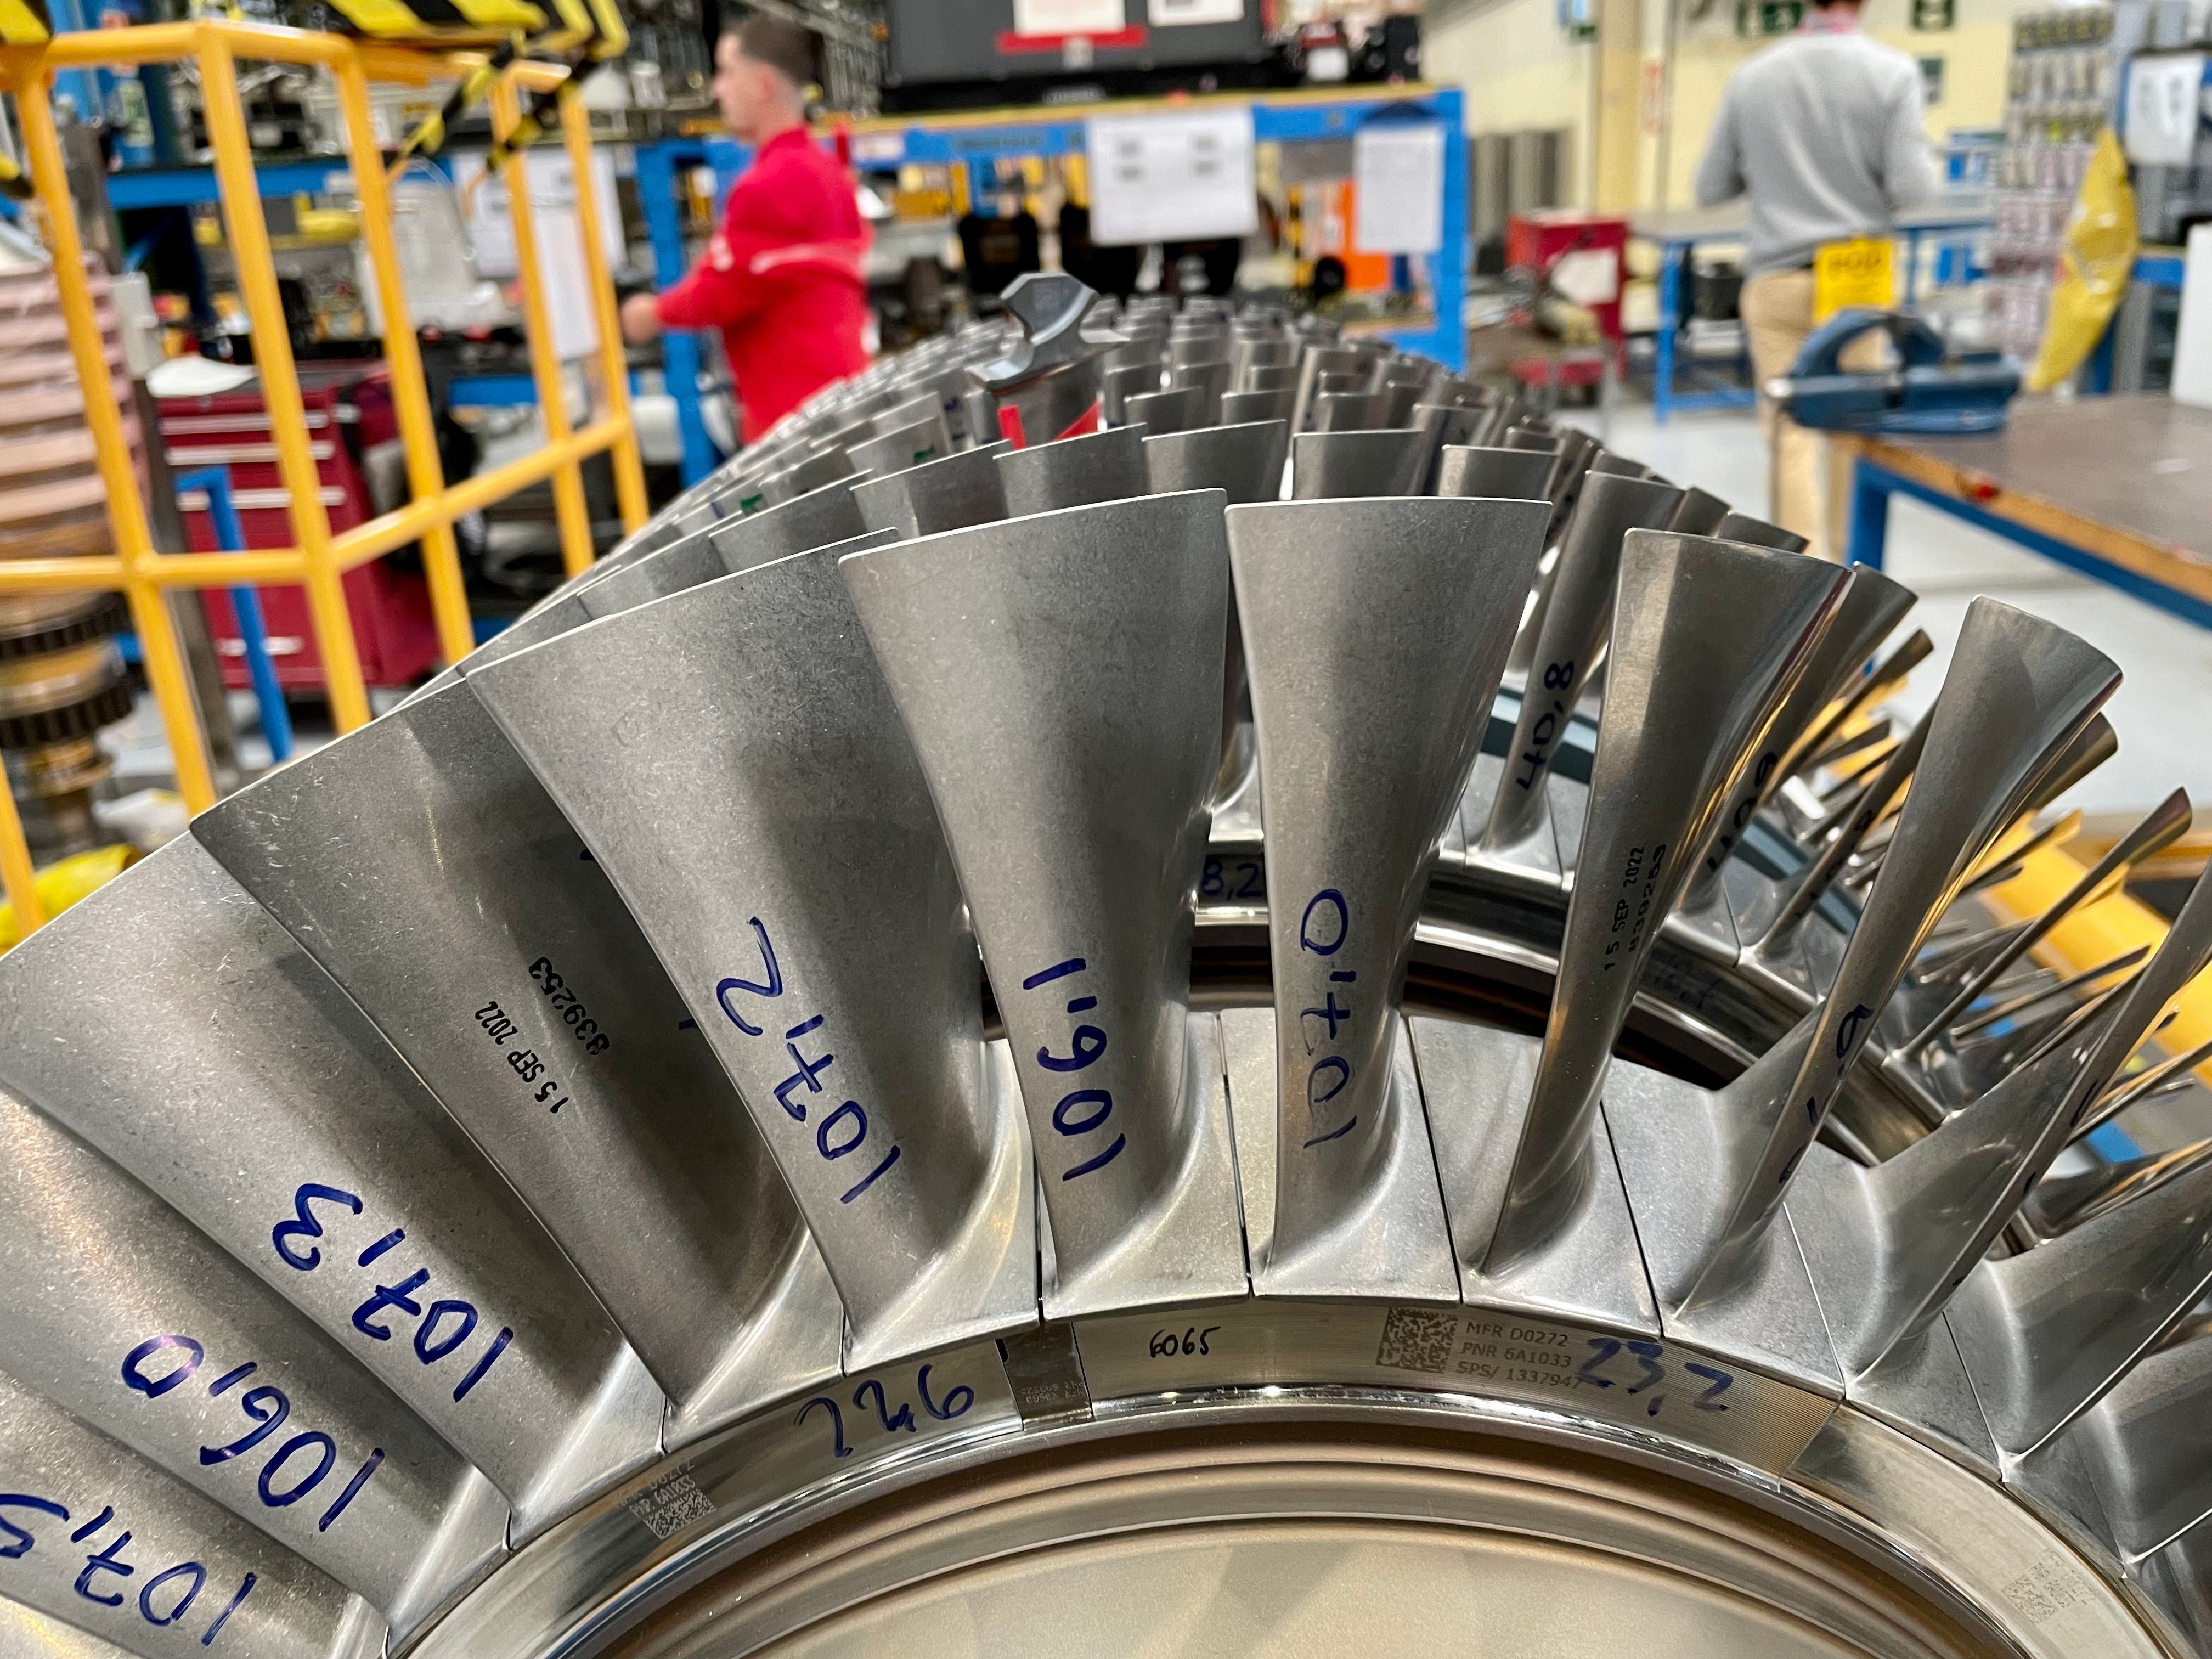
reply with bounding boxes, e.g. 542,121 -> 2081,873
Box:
1736,0 -> 1803,36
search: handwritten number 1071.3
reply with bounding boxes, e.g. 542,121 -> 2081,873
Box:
795,1364 -> 975,1458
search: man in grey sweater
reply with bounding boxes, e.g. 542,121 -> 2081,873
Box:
1696,0 -> 1939,556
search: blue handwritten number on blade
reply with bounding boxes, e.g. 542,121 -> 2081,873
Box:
1298,890 -> 1358,1147
1578,1337 -> 1620,1386
1023,957 -> 1126,1180
713,917 -> 784,1036
1684,1363 -> 1734,1412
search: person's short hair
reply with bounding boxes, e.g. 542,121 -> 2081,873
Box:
733,15 -> 816,92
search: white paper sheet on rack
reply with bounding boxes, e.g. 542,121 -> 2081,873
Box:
456,148 -> 623,361
1086,106 -> 1259,246
1352,121 -> 1445,255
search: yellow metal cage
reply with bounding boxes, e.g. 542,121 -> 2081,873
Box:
0,18 -> 647,936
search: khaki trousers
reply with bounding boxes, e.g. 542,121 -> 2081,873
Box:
1741,268 -> 1882,561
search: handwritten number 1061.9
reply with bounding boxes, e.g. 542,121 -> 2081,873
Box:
796,1363 -> 976,1459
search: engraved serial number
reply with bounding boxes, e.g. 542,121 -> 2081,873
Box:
527,957 -> 613,1056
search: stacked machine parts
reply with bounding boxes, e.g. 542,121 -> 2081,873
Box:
8,270 -> 2212,1658
0,253 -> 136,859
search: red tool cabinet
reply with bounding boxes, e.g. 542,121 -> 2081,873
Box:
159,364 -> 441,693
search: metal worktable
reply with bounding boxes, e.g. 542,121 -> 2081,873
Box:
1843,393 -> 2212,629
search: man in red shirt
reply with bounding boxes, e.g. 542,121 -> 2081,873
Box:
619,16 -> 870,443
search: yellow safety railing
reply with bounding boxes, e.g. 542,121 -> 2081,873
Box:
0,18 -> 648,939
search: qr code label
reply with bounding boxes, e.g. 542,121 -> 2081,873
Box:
1375,1307 -> 1460,1375
627,1470 -> 716,1542
1998,1556 -> 2083,1626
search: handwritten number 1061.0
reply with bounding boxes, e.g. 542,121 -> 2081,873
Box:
796,1364 -> 975,1459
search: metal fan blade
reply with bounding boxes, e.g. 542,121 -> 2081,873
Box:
1668,487 -> 1733,534
1289,429 -> 1427,498
0,1370 -> 382,1658
1690,601 -> 2120,1308
1473,531 -> 1851,1314
1954,808 -> 2084,899
2026,712 -> 2121,814
854,441 -> 1011,539
1220,386 -> 1295,425
0,1085 -> 505,1640
1711,510 -> 1809,552
2022,1324 -> 2212,1569
1124,387 -> 1204,435
467,538 -> 1034,1375
1144,420 -> 1289,505
192,681 -> 837,1444
1435,445 -> 1557,501
1746,709 -> 1932,969
1289,344 -> 1361,433
1227,496 -> 1549,1299
840,493 -> 1246,1319
0,843 -> 664,1536
846,407 -> 953,480
1950,1155 -> 2212,1466
709,475 -> 868,572
1167,358 -> 1229,424
2075,1035 -> 2212,1143
997,424 -> 1147,515
1779,627 -> 1934,782
1475,473 -> 1688,872
1681,563 -> 1916,901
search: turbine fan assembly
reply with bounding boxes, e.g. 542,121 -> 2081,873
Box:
4,273 -> 2212,1659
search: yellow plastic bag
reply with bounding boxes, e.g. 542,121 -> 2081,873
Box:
2028,128 -> 2140,392
0,843 -> 137,952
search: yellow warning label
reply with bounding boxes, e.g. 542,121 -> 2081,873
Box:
1813,236 -> 1896,321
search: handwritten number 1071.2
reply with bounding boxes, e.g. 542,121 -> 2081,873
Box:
796,1363 -> 976,1459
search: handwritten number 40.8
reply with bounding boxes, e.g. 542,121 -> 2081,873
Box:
1576,1337 -> 1733,1417
797,1364 -> 974,1458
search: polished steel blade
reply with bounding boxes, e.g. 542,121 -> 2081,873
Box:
1476,473 -> 1687,868
1435,444 -> 1558,501
1712,510 -> 1809,553
1486,532 -> 1852,1276
193,682 -> 834,1444
1901,789 -> 2193,1057
0,838 -> 665,1536
1692,601 -> 2120,1305
466,539 -> 1033,1374
853,441 -> 1011,539
0,1085 -> 505,1640
1227,496 -> 1549,1299
0,1369 -> 382,1659
840,493 -> 1247,1318
997,424 -> 1148,515
1288,430 -> 1427,498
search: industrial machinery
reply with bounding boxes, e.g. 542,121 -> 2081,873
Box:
1774,307 -> 2023,435
4,275 -> 2212,1659
0,249 -> 137,857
